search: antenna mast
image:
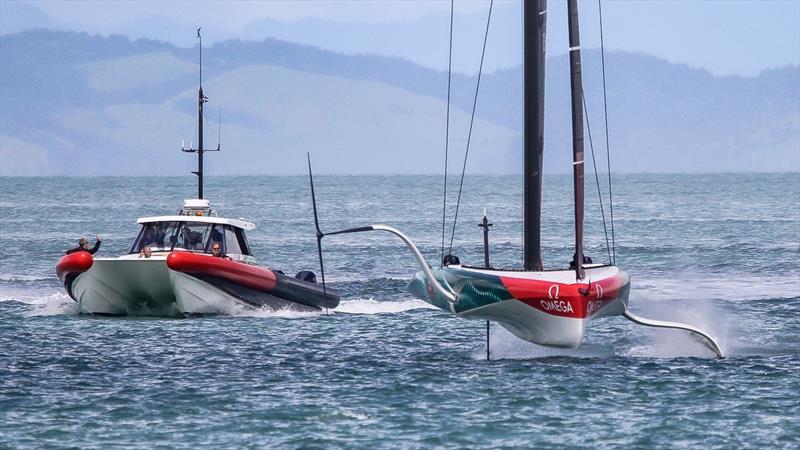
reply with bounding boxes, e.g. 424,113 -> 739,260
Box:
181,27 -> 220,199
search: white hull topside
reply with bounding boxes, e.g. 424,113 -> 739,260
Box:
71,255 -> 248,316
413,265 -> 631,349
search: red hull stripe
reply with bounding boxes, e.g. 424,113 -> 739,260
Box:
166,252 -> 277,292
56,252 -> 94,282
499,273 -> 627,319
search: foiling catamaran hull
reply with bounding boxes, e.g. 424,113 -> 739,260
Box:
56,251 -> 339,316
409,265 -> 630,348
314,224 -> 723,358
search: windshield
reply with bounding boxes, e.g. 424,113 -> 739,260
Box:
130,221 -> 215,253
129,221 -> 252,258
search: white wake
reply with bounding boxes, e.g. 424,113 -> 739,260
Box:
334,297 -> 436,315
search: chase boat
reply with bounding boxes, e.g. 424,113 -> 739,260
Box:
55,30 -> 339,316
56,199 -> 338,316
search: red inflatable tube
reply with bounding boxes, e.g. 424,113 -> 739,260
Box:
166,251 -> 277,292
56,251 -> 94,282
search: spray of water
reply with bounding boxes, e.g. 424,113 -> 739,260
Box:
335,297 -> 436,315
471,325 -> 614,360
624,294 -> 732,359
17,291 -> 80,316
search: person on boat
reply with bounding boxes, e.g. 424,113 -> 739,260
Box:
208,226 -> 223,249
65,236 -> 102,255
181,228 -> 203,250
141,226 -> 157,246
210,242 -> 231,261
153,223 -> 167,247
138,246 -> 152,259
442,254 -> 461,266
569,252 -> 593,270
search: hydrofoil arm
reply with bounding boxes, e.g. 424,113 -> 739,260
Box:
324,224 -> 458,303
623,309 -> 724,359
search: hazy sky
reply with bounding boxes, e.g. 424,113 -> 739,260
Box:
2,0 -> 799,76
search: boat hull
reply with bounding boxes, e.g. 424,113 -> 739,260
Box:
408,265 -> 630,348
56,252 -> 339,316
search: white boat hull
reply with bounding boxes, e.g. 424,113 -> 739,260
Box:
409,265 -> 631,349
71,256 -> 246,316
460,300 -> 587,348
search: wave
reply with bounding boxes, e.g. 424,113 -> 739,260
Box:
0,274 -> 51,282
318,274 -> 412,284
229,305 -> 323,319
228,297 -> 434,318
632,275 -> 800,303
473,326 -> 616,360
19,292 -> 79,316
1,287 -> 65,303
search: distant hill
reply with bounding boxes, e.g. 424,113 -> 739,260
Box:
0,30 -> 798,175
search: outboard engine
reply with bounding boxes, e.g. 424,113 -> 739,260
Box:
295,270 -> 317,283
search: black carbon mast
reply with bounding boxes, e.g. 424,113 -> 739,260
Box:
182,28 -> 219,199
523,0 -> 547,271
567,0 -> 586,279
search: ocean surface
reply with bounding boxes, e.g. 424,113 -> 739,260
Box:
1,173 -> 798,448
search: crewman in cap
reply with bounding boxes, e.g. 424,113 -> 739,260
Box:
65,235 -> 102,255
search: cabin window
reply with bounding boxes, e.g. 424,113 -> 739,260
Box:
129,221 -> 251,255
235,229 -> 252,256
206,224 -> 224,253
177,222 -> 213,251
224,226 -> 242,255
129,221 -> 179,253
217,226 -> 252,256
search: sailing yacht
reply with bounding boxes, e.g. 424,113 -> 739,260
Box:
312,0 -> 722,357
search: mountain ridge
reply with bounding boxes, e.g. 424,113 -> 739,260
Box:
1,30 -> 798,175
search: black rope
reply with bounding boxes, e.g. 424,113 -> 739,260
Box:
448,0 -> 493,256
598,0 -> 616,265
582,88 -> 612,264
440,0 -> 455,267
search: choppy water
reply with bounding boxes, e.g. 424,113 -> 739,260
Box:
1,174 -> 798,448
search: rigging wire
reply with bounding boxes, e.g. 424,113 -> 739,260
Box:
440,0 -> 455,267
448,0 -> 494,257
217,106 -> 232,211
598,0 -> 616,265
581,88 -> 612,264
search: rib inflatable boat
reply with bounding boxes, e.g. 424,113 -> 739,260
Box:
55,199 -> 339,316
54,32 -> 339,316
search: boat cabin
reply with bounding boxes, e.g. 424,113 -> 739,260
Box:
128,199 -> 257,263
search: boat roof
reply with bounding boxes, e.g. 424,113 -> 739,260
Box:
137,215 -> 256,231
